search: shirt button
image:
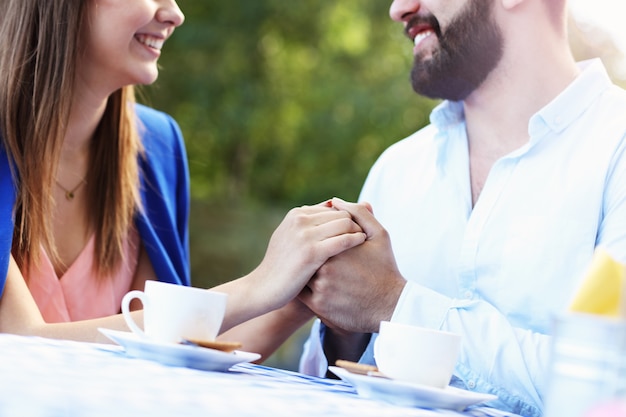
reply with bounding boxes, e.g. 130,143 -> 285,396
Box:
468,380 -> 476,389
464,290 -> 473,299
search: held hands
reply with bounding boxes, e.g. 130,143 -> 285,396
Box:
299,198 -> 406,333
252,200 -> 367,310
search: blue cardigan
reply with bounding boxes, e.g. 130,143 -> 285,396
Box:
0,104 -> 191,297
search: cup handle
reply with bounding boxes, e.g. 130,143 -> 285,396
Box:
121,290 -> 148,338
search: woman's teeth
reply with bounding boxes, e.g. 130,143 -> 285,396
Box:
136,35 -> 164,50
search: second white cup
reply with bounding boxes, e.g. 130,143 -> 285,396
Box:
374,321 -> 461,388
121,280 -> 228,344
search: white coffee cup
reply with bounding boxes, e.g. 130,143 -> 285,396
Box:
121,280 -> 228,344
374,321 -> 461,388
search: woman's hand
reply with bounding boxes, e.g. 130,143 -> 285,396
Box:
252,200 -> 367,307
216,199 -> 368,332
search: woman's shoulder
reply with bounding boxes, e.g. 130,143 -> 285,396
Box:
135,103 -> 181,135
134,103 -> 185,155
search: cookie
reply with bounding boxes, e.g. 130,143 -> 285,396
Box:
181,338 -> 243,352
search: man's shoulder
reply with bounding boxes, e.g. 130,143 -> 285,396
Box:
582,84 -> 626,140
377,123 -> 439,161
601,83 -> 626,111
363,123 -> 441,185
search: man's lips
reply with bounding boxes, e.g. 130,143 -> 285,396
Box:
405,16 -> 440,52
406,23 -> 433,41
406,24 -> 436,52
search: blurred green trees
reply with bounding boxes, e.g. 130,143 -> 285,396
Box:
146,0 -> 435,208
142,1 -> 437,293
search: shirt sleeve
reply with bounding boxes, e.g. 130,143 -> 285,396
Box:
596,135 -> 626,262
392,281 -> 548,417
300,278 -> 546,417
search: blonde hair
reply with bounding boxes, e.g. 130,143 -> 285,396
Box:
0,0 -> 143,275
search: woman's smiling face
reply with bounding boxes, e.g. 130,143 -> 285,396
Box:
79,0 -> 184,95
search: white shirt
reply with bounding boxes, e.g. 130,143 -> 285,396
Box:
299,59 -> 626,417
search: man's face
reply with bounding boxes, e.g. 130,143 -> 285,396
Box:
407,0 -> 503,101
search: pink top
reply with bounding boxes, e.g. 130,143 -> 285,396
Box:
26,228 -> 140,323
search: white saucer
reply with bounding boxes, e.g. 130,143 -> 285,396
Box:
99,328 -> 261,371
329,366 -> 497,411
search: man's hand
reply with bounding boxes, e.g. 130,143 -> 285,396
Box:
299,198 -> 406,333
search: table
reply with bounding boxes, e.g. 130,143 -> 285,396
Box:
0,333 -> 521,417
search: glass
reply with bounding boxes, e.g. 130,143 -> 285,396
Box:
543,313 -> 626,417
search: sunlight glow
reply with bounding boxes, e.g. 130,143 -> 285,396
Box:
570,0 -> 626,78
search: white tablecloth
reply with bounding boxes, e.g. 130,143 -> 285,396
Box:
0,333 -> 521,417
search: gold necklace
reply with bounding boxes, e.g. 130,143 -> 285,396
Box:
55,178 -> 86,201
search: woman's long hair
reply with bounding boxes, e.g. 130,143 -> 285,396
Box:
0,0 -> 143,276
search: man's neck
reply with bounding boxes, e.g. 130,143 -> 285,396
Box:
463,48 -> 580,156
461,47 -> 580,206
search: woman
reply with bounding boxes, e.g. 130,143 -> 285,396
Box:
0,0 -> 366,359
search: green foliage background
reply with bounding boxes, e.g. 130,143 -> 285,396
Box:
148,1 -> 435,205
140,0 -> 437,369
142,1 -> 439,289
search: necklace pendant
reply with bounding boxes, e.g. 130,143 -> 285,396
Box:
56,178 -> 85,202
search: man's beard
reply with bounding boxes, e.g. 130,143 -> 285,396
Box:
410,0 -> 503,101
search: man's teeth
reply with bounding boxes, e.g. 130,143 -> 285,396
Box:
414,31 -> 432,47
136,35 -> 164,50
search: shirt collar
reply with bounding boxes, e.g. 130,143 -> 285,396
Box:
430,100 -> 464,131
428,59 -> 615,159
429,101 -> 467,174
529,58 -> 614,137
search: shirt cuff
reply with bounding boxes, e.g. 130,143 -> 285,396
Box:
298,319 -> 329,377
390,280 -> 454,330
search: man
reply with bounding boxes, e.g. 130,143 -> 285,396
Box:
297,0 -> 626,416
